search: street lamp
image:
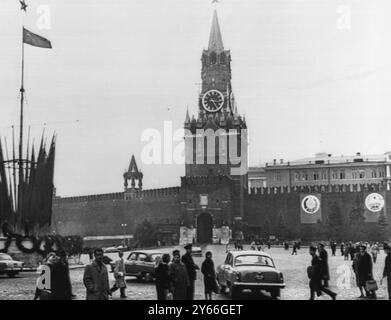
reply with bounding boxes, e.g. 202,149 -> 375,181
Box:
121,223 -> 127,247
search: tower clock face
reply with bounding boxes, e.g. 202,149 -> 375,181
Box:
202,90 -> 224,112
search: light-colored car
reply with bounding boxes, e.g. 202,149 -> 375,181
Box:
122,250 -> 166,281
217,250 -> 285,299
0,253 -> 23,278
191,246 -> 202,257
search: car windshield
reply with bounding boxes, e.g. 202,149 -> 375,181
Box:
234,255 -> 274,267
0,254 -> 12,261
150,254 -> 162,262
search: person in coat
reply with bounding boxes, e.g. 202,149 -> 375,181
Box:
352,251 -> 364,297
110,251 -> 127,298
382,246 -> 391,300
356,245 -> 376,299
201,251 -> 218,300
340,242 -> 345,257
83,248 -> 110,300
308,246 -> 337,300
34,252 -> 72,300
155,253 -> 171,300
318,243 -> 330,287
330,241 -> 337,256
169,250 -> 189,300
181,244 -> 199,300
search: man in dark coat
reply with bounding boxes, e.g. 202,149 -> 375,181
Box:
308,246 -> 337,300
382,246 -> 391,300
330,241 -> 337,256
291,242 -> 298,255
181,244 -> 199,300
169,250 -> 189,300
50,255 -> 73,300
318,243 -> 330,287
155,253 -> 171,300
201,251 -> 217,300
357,245 -> 375,298
83,248 -> 110,300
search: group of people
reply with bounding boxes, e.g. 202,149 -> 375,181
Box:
339,241 -> 383,263
79,244 -> 219,300
154,244 -> 218,300
307,242 -> 391,300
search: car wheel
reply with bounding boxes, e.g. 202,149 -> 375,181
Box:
228,284 -> 238,299
217,278 -> 226,294
270,288 -> 280,299
144,272 -> 153,282
136,275 -> 143,281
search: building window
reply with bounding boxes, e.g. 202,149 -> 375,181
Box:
313,172 -> 320,180
301,172 -> 308,181
352,171 -> 357,179
321,171 -> 327,180
295,172 -> 300,181
359,170 -> 365,179
332,171 -> 338,180
371,170 -> 377,178
273,171 -> 281,181
379,170 -> 386,178
339,170 -> 345,179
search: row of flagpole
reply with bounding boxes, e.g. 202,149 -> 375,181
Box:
0,1 -> 55,235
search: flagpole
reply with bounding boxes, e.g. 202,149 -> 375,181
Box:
18,27 -> 25,226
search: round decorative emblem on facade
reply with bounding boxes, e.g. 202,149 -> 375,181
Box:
365,193 -> 385,213
301,195 -> 321,214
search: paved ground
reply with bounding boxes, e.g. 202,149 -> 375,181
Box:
0,245 -> 389,300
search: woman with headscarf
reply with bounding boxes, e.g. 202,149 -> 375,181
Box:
201,251 -> 218,300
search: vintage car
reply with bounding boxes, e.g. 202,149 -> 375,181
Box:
0,253 -> 24,278
216,250 -> 285,299
118,250 -> 166,281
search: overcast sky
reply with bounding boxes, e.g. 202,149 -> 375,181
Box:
1,0 -> 391,197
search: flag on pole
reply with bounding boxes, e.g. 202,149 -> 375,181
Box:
23,28 -> 52,48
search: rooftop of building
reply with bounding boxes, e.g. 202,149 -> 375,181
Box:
250,152 -> 391,170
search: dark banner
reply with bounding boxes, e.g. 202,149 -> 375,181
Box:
364,192 -> 386,222
300,194 -> 322,224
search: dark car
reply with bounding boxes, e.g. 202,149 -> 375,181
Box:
0,253 -> 23,278
111,250 -> 166,282
217,250 -> 285,299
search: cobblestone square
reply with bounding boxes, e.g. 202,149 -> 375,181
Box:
0,245 -> 389,300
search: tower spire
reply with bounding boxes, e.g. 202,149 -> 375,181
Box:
208,10 -> 224,53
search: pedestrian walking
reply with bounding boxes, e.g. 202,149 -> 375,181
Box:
155,253 -> 171,300
291,242 -> 298,255
381,246 -> 391,300
307,246 -> 337,300
330,241 -> 337,256
370,243 -> 379,264
318,243 -> 330,287
356,245 -> 376,299
110,251 -> 127,298
181,244 -> 199,300
201,251 -> 218,300
169,250 -> 189,300
267,241 -> 271,250
349,242 -> 356,261
83,248 -> 110,300
340,242 -> 345,257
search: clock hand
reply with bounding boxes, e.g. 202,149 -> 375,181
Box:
210,99 -> 218,109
